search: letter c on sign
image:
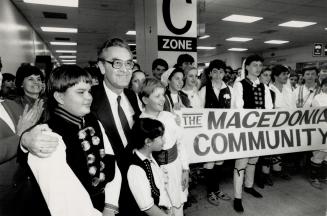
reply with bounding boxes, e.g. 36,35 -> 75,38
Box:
162,0 -> 192,35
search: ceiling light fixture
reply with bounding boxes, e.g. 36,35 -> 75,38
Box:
228,48 -> 248,51
56,50 -> 77,53
128,43 -> 136,46
197,46 -> 216,50
41,27 -> 77,33
226,37 -> 253,42
222,14 -> 263,23
199,35 -> 210,39
23,0 -> 78,7
278,21 -> 316,28
50,42 -> 77,46
59,56 -> 76,59
264,40 -> 289,44
62,62 -> 76,65
61,59 -> 76,62
126,30 -> 136,35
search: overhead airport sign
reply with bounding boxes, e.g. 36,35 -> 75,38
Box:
313,43 -> 323,56
158,36 -> 196,52
157,0 -> 197,66
177,107 -> 327,164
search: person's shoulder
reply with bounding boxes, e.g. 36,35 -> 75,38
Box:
2,99 -> 23,113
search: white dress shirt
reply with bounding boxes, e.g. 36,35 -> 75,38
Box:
293,84 -> 318,108
103,82 -> 135,147
270,84 -> 296,109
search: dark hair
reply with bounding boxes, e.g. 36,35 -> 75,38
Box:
245,55 -> 264,66
289,71 -> 298,78
152,58 -> 168,71
2,73 -> 15,82
15,65 -> 44,95
259,67 -> 272,77
321,77 -> 327,86
128,70 -> 146,89
271,65 -> 288,82
302,66 -> 318,75
168,68 -> 184,81
139,77 -> 165,99
208,59 -> 226,74
177,54 -> 194,67
47,65 -> 92,112
132,118 -> 165,149
97,38 -> 131,57
244,54 -> 264,76
133,63 -> 141,71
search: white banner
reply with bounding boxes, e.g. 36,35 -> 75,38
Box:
177,107 -> 327,164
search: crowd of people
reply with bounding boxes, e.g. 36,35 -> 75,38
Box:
0,38 -> 326,216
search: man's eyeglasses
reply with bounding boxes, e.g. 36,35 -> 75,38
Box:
99,58 -> 134,70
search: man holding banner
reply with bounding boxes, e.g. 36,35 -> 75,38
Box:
231,55 -> 273,212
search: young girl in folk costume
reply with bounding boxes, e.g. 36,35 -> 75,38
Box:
28,65 -> 121,216
163,68 -> 191,112
231,55 -> 274,212
309,78 -> 327,189
139,78 -> 189,216
198,59 -> 232,206
128,118 -> 173,216
181,66 -> 202,109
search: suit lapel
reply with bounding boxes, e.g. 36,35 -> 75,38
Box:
91,84 -> 125,156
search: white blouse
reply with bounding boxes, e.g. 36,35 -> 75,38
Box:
127,150 -> 171,211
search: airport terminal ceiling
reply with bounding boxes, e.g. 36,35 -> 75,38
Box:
11,0 -> 327,66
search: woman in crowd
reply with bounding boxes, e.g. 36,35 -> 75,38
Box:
129,70 -> 146,110
181,66 -> 202,108
128,118 -> 172,216
163,68 -> 191,112
198,59 -> 232,206
139,78 -> 189,216
27,65 -> 121,216
14,65 -> 44,108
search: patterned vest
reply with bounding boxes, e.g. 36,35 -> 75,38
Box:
130,153 -> 161,216
241,78 -> 265,109
47,107 -> 116,209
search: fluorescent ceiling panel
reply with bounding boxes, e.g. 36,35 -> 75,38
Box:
264,40 -> 289,44
59,56 -> 76,59
222,14 -> 263,23
41,27 -> 77,33
226,37 -> 253,42
228,48 -> 248,51
56,50 -> 77,53
197,46 -> 216,50
23,0 -> 78,7
199,35 -> 210,39
278,21 -> 316,28
50,42 -> 77,46
126,30 -> 136,35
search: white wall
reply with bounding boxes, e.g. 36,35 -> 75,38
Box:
198,51 -> 256,70
263,44 -> 327,69
0,0 -> 51,75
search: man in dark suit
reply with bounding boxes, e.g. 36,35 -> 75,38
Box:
92,38 -> 141,215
